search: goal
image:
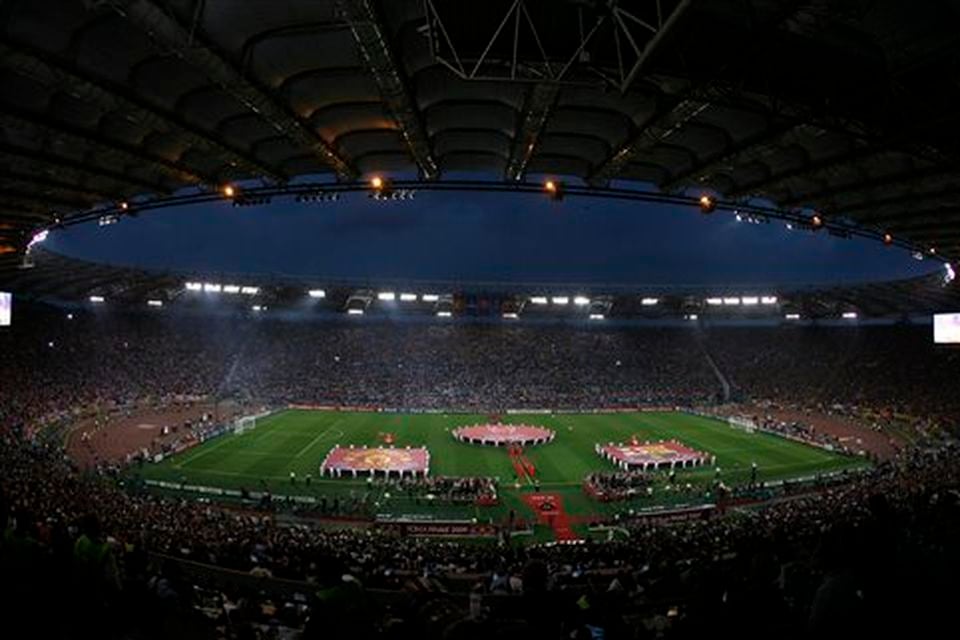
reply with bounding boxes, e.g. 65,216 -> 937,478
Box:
234,414 -> 259,435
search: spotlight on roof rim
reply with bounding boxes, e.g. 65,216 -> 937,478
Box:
811,213 -> 823,229
544,179 -> 564,201
698,194 -> 716,214
883,233 -> 893,245
222,184 -> 236,198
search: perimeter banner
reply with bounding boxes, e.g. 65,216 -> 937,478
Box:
376,521 -> 498,538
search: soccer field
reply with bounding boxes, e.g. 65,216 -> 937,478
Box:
138,409 -> 866,521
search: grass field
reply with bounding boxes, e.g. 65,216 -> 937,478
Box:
136,409 -> 867,524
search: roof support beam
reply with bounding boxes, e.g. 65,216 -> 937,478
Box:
838,186 -> 960,219
786,165 -> 960,211
660,122 -> 800,193
0,110 -> 207,185
338,0 -> 437,179
0,143 -> 165,194
884,211 -> 960,235
588,92 -> 716,185
505,84 -> 559,181
106,0 -> 358,179
0,41 -> 285,183
0,168 -> 111,202
0,185 -> 90,210
726,143 -> 879,201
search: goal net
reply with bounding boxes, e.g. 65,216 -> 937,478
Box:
234,415 -> 259,435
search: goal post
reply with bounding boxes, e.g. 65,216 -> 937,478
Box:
233,409 -> 274,435
234,415 -> 257,435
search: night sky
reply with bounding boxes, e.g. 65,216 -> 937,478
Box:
46,181 -> 937,287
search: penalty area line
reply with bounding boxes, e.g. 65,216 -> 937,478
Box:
294,421 -> 344,459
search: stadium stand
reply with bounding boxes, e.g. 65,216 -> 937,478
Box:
2,302 -> 959,637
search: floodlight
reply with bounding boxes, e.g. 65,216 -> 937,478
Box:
741,296 -> 759,305
347,308 -> 364,315
251,305 -> 264,312
530,296 -> 548,305
883,233 -> 893,245
203,283 -> 222,293
241,286 -> 259,295
589,313 -> 605,320
377,292 -> 396,301
544,180 -> 564,200
641,298 -> 659,306
573,296 -> 590,306
842,311 -> 858,319
503,312 -> 519,319
552,296 -> 569,305
421,294 -> 440,302
222,185 -> 235,198
698,194 -> 715,213
761,296 -> 778,305
811,214 -> 823,229
89,295 -> 104,303
686,314 -> 698,321
785,313 -> 800,320
222,285 -> 241,294
147,300 -> 163,307
308,289 -> 326,298
400,293 -> 418,301
722,297 -> 740,305
706,298 -> 722,305
185,282 -> 202,291
436,310 -> 452,317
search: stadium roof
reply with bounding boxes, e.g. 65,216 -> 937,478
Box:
1,0 -> 960,278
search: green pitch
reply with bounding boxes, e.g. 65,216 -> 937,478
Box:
136,409 -> 866,521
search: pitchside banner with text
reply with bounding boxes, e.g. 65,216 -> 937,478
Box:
934,313 -> 960,344
0,292 -> 10,326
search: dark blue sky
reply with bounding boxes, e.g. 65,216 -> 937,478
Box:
46,185 -> 936,287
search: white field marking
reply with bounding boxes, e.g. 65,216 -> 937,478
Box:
173,434 -> 243,468
294,421 -> 345,459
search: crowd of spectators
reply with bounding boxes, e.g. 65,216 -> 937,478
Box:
4,304 -> 960,429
